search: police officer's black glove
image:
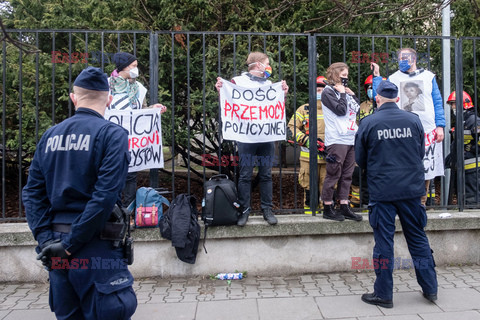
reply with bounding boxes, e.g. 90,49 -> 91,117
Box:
36,239 -> 69,271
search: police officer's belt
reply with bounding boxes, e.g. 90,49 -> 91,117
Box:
52,222 -> 124,240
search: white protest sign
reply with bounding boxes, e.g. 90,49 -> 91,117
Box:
105,108 -> 164,173
424,129 -> 444,180
219,79 -> 286,143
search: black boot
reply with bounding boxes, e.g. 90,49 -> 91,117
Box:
237,209 -> 250,227
339,204 -> 363,221
323,204 -> 344,221
262,208 -> 278,225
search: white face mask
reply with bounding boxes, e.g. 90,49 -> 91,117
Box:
129,67 -> 139,79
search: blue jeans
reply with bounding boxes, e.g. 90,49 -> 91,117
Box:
237,142 -> 275,211
368,198 -> 437,300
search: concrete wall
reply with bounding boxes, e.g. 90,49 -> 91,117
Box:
1,211 -> 479,282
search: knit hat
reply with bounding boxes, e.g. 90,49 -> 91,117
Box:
113,52 -> 137,72
376,80 -> 398,99
73,67 -> 109,91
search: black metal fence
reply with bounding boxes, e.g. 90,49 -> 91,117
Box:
1,29 -> 478,221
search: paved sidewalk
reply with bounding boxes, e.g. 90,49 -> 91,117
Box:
0,265 -> 479,319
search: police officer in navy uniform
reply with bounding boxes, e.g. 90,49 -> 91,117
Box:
355,81 -> 437,308
22,67 -> 137,319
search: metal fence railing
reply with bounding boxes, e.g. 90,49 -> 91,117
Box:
1,30 -> 479,221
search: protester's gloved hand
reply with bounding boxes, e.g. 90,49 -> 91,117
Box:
317,138 -> 327,158
36,239 -> 69,271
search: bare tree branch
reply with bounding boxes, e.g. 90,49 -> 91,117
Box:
0,18 -> 40,54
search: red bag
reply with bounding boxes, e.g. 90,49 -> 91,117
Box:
134,187 -> 170,228
136,204 -> 159,227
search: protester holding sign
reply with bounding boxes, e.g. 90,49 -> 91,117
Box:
320,62 -> 362,222
108,52 -> 167,208
215,51 -> 289,226
371,48 -> 445,206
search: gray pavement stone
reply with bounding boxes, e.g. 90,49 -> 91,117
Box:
258,297 -> 323,320
300,275 -> 316,283
133,302 -> 197,320
420,310 -> 480,320
148,294 -> 166,304
358,315 -> 422,320
1,309 -> 55,320
379,291 -> 442,315
0,287 -> 18,295
196,299 -> 258,320
1,265 -> 480,319
434,287 -> 480,311
315,295 -> 383,318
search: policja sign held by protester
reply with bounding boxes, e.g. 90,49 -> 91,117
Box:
105,108 -> 164,172
219,79 -> 286,143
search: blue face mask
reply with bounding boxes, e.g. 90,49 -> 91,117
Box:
317,92 -> 322,100
367,89 -> 373,100
399,59 -> 411,72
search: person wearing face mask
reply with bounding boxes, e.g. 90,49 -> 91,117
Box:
371,48 -> 445,207
358,75 -> 375,120
320,62 -> 363,221
215,51 -> 289,226
109,52 -> 168,208
445,91 -> 480,204
287,75 -> 327,214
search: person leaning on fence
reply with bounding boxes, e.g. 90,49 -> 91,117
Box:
108,52 -> 167,208
22,67 -> 137,319
287,75 -> 327,214
215,51 -> 289,226
320,62 -> 362,222
355,80 -> 438,308
371,48 -> 445,207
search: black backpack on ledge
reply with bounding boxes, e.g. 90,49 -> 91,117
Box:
201,174 -> 243,252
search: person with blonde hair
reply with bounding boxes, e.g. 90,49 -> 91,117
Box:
215,51 -> 288,226
320,62 -> 362,221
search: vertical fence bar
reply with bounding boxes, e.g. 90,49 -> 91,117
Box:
277,35 -> 283,209
217,34 -> 222,174
292,35 -> 298,210
186,33 -> 191,193
386,37 -> 390,77
474,39 -> 479,204
455,39 -> 465,211
149,32 -> 159,188
35,32 -> 40,142
233,34 -> 236,76
2,40 -> 6,218
18,32 -> 23,217
171,32 -> 176,197
52,31 -> 56,124
328,36 -> 332,66
133,33 -> 137,55
85,32 -> 88,67
202,33 -> 207,184
68,32 -> 73,117
101,32 -> 105,71
308,35 -> 318,215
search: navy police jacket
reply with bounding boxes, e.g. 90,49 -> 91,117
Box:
22,108 -> 130,254
354,102 -> 425,201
